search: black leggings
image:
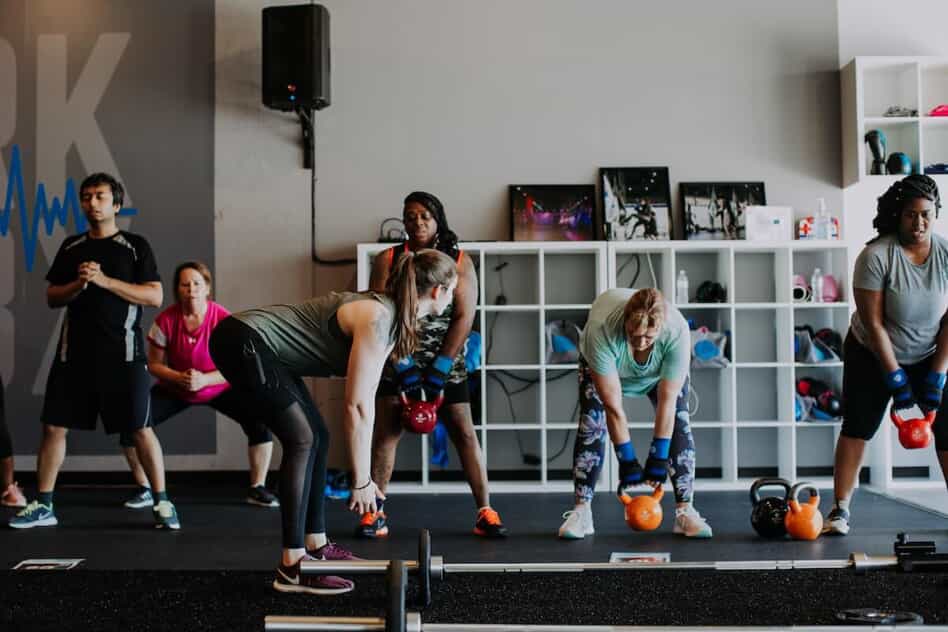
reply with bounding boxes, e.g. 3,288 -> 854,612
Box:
209,317 -> 330,549
0,377 -> 11,459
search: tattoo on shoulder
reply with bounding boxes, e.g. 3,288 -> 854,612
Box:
371,311 -> 391,345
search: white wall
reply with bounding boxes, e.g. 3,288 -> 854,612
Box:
213,0 -> 844,469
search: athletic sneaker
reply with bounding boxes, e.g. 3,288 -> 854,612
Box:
273,554 -> 354,596
9,501 -> 58,529
355,509 -> 389,538
246,485 -> 280,508
474,507 -> 508,538
673,506 -> 713,538
1,482 -> 26,508
312,542 -> 362,561
123,487 -> 153,509
153,500 -> 181,530
823,506 -> 850,536
558,504 -> 594,539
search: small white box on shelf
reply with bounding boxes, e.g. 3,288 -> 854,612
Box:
745,206 -> 792,241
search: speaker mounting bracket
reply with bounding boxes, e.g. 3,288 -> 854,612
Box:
296,107 -> 315,170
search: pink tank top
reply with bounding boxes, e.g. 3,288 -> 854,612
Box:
147,301 -> 231,404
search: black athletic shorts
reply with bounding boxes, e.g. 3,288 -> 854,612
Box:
41,359 -> 152,435
841,333 -> 948,450
118,385 -> 273,448
376,377 -> 470,405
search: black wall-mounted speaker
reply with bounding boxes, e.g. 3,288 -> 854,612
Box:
262,4 -> 330,111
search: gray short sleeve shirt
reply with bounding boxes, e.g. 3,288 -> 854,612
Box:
849,233 -> 948,365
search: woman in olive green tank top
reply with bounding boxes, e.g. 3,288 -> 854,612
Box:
209,249 -> 457,596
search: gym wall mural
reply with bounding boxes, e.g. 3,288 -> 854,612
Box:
0,1 -> 215,456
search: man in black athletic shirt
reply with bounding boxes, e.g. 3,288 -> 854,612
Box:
9,173 -> 180,530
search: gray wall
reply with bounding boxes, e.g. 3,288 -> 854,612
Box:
1,0 -> 215,463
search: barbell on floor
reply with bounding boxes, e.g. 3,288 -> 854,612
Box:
302,529 -> 899,608
267,559 -> 931,631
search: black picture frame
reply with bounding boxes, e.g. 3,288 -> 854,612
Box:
600,167 -> 672,241
680,182 -> 766,240
509,185 -> 597,242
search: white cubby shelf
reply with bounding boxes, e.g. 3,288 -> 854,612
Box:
357,240 -> 866,493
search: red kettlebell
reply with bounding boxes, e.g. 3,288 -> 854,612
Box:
399,390 -> 444,434
784,482 -> 822,541
891,408 -> 936,450
618,486 -> 664,531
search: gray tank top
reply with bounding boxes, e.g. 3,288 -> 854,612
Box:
233,291 -> 394,377
849,233 -> 948,365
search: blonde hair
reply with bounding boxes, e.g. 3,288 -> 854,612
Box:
623,288 -> 666,334
386,248 -> 457,359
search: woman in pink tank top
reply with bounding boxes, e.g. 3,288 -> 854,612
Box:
118,261 -> 279,509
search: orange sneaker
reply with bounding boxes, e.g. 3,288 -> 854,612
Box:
1,482 -> 26,508
473,507 -> 508,538
355,509 -> 388,538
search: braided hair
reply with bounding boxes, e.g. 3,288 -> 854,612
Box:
869,174 -> 941,243
404,191 -> 460,260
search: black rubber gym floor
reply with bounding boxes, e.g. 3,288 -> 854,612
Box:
0,486 -> 946,630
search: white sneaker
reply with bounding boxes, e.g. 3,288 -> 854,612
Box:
673,505 -> 712,538
558,504 -> 594,539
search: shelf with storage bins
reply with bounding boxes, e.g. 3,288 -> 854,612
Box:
842,56 -> 948,185
357,241 -> 608,489
360,241 -> 850,492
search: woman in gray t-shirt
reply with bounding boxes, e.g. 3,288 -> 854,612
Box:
826,175 -> 948,536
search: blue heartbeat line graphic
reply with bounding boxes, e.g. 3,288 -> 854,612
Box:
2,144 -> 137,272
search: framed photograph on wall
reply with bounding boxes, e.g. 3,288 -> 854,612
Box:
509,185 -> 596,241
680,182 -> 766,240
600,167 -> 672,240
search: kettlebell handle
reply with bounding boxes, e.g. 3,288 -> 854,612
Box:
788,481 -> 819,512
749,477 -> 792,506
890,409 -> 936,428
619,485 -> 664,505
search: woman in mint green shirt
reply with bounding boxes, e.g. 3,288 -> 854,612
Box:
558,288 -> 712,539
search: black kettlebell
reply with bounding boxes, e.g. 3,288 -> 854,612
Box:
750,477 -> 792,538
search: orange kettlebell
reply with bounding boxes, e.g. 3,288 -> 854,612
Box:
619,486 -> 664,531
784,482 -> 822,540
891,409 -> 936,450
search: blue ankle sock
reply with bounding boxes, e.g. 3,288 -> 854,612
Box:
154,490 -> 169,505
614,441 -> 637,462
38,491 -> 54,507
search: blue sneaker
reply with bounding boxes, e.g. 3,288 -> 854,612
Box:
124,487 -> 153,509
153,500 -> 181,530
9,501 -> 58,529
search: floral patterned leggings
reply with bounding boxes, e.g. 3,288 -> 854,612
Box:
572,357 -> 696,504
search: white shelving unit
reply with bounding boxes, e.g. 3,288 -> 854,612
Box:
358,240 -> 853,493
842,56 -> 948,187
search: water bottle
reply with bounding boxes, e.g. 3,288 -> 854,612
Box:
814,198 -> 832,240
810,267 -> 824,303
676,270 -> 689,304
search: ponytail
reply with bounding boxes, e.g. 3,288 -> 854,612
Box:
388,252 -> 419,359
386,248 -> 458,360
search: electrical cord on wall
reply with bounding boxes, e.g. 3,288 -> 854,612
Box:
299,108 -> 356,266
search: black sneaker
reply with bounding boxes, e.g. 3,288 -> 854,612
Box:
355,509 -> 389,538
823,506 -> 850,536
474,507 -> 508,538
246,485 -> 280,508
273,555 -> 354,595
